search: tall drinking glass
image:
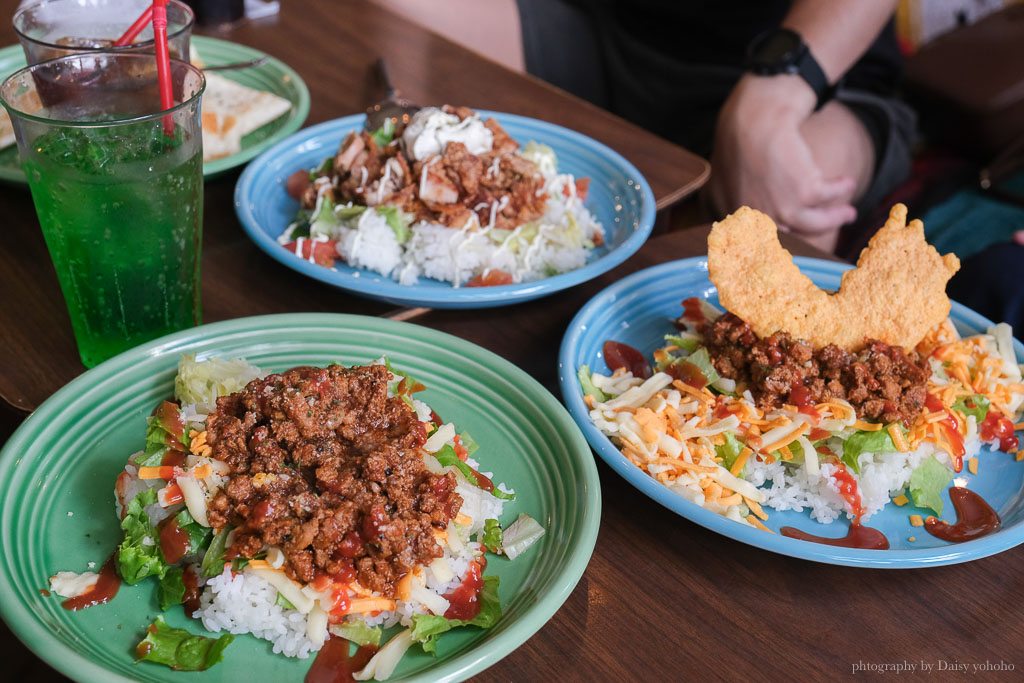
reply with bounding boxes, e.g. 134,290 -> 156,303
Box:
13,0 -> 194,65
1,53 -> 205,367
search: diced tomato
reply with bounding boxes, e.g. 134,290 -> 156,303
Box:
453,435 -> 469,461
562,177 -> 590,202
466,269 -> 514,287
283,239 -> 338,267
286,168 -> 311,200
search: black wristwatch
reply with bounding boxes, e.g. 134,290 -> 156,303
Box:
745,28 -> 835,110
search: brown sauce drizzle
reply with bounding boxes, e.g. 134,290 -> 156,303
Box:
925,487 -> 1001,543
781,523 -> 890,550
62,553 -> 120,611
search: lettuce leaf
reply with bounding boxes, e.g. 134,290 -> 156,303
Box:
664,348 -> 720,389
577,365 -> 609,403
434,445 -> 515,501
173,354 -> 263,407
200,527 -> 231,578
175,508 -> 212,556
908,456 -> 955,515
118,487 -> 168,585
377,205 -> 412,244
714,431 -> 746,474
664,334 -> 699,352
334,203 -> 367,221
158,567 -> 186,611
370,118 -> 395,147
839,425 -> 901,475
409,575 -> 501,654
459,431 -> 480,458
331,621 -> 383,648
953,395 -> 990,423
275,592 -> 296,611
136,616 -> 233,671
501,513 -> 545,560
481,518 -> 503,553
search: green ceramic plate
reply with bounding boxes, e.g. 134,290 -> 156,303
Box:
0,35 -> 310,184
0,314 -> 600,682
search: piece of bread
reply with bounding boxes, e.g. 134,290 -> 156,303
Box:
201,72 -> 292,161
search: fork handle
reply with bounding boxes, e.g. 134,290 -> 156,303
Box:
375,58 -> 398,98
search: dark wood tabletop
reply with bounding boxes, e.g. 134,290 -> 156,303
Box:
2,1 -> 1023,682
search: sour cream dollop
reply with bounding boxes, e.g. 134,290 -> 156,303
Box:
401,107 -> 494,162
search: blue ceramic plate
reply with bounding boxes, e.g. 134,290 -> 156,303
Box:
558,256 -> 1024,568
234,113 -> 655,308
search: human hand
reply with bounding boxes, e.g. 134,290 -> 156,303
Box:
1014,230 -> 1024,246
706,74 -> 858,251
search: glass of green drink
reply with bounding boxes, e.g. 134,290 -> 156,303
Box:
1,52 -> 205,367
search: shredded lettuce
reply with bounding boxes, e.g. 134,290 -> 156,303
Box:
158,567 -> 186,611
175,508 -> 212,556
434,445 -> 515,501
335,203 -> 368,221
331,621 -> 383,648
481,518 -> 503,553
577,365 -> 609,403
501,513 -> 545,560
664,334 -> 699,353
370,118 -> 395,147
376,205 -> 412,244
310,196 -> 340,237
275,592 -> 297,611
459,431 -> 480,458
953,395 -> 990,423
174,354 -> 263,407
118,488 -> 168,585
136,616 -> 233,671
839,425 -> 901,475
200,527 -> 231,578
383,357 -> 425,393
661,347 -> 720,389
715,431 -> 746,474
908,456 -> 955,515
409,575 -> 501,654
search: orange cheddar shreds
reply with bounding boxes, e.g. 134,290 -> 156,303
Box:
730,447 -> 752,477
744,496 -> 768,521
746,515 -> 773,533
909,515 -> 924,527
968,457 -> 978,475
888,423 -> 910,452
892,494 -> 909,506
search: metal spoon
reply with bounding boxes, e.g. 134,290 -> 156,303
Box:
364,58 -> 420,132
203,56 -> 270,72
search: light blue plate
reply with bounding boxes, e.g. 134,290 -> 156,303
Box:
558,256 -> 1024,568
234,112 -> 655,308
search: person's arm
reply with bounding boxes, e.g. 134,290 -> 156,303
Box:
706,0 -> 898,249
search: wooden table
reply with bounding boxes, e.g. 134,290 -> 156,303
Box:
3,1 -> 1023,682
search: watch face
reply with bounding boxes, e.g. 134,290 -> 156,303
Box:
753,28 -> 801,65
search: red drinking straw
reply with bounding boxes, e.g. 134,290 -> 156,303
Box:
152,0 -> 175,136
112,6 -> 153,47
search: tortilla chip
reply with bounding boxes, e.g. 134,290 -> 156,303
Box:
707,204 -> 960,350
201,73 -> 292,161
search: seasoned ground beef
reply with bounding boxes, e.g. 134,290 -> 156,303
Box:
205,364 -> 462,595
697,313 -> 928,426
